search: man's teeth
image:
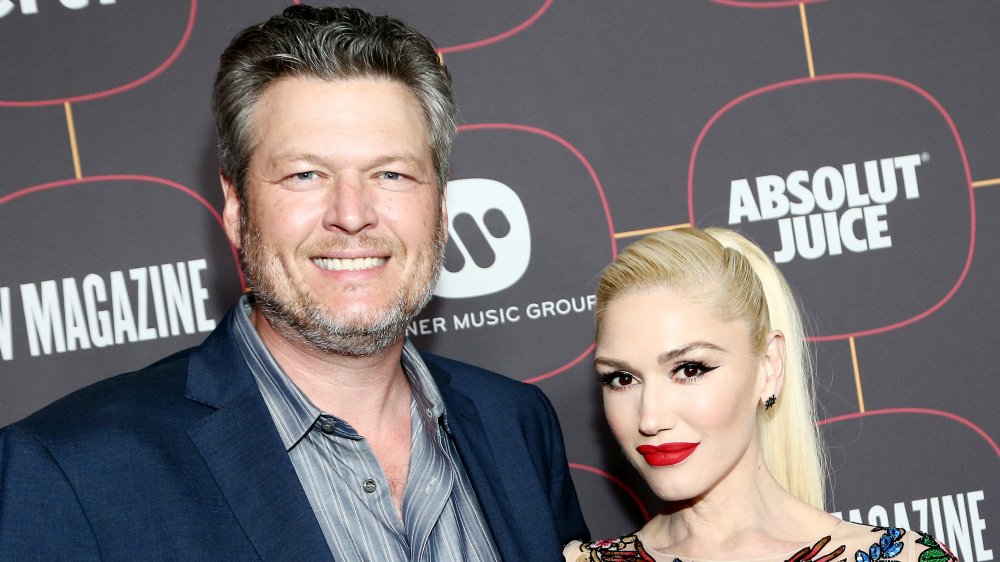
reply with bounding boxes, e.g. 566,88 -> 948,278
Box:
313,257 -> 387,271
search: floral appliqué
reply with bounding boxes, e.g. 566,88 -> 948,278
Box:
575,526 -> 957,562
573,534 -> 656,562
854,527 -> 906,562
787,535 -> 847,562
916,531 -> 958,562
577,534 -> 849,562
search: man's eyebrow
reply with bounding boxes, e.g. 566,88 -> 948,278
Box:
265,152 -> 328,166
267,152 -> 425,166
365,153 -> 425,168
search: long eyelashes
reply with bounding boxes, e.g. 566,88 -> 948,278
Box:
597,361 -> 720,390
673,361 -> 719,384
598,370 -> 636,391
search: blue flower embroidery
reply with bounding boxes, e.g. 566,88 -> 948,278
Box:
856,527 -> 905,562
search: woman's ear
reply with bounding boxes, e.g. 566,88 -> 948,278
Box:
760,330 -> 785,405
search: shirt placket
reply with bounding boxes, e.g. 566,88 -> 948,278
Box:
322,417 -> 409,555
402,402 -> 455,561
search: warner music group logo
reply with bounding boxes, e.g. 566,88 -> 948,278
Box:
435,178 -> 531,299
413,176 -> 596,339
0,0 -> 116,18
411,123 -> 614,380
728,153 -> 926,263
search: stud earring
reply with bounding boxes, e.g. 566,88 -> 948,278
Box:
764,395 -> 776,410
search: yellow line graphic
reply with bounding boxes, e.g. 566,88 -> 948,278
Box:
849,336 -> 865,413
614,223 -> 691,239
800,3 -> 816,79
972,178 -> 1000,188
64,102 -> 83,179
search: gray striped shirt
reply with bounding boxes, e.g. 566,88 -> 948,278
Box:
232,297 -> 501,561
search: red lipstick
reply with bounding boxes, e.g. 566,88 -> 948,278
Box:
636,442 -> 699,466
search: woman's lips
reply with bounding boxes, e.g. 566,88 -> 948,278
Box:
635,442 -> 699,466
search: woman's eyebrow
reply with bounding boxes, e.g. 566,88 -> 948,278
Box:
657,342 -> 726,364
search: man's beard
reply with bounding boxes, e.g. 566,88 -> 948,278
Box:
238,206 -> 446,357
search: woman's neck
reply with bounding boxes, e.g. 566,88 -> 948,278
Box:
640,460 -> 837,561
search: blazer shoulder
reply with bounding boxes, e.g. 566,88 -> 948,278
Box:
419,351 -> 561,439
2,347 -> 196,440
420,351 -> 546,400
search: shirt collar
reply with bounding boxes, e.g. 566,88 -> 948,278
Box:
401,339 -> 451,435
231,294 -> 450,450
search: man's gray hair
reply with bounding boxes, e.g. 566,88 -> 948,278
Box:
211,4 -> 457,198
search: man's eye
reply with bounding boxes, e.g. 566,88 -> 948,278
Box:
381,171 -> 402,180
294,171 -> 318,181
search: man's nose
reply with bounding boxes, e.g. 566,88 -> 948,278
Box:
322,174 -> 378,234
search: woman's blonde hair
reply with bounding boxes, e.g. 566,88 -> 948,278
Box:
595,227 -> 827,509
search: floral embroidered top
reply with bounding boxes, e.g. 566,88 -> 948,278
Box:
564,522 -> 958,562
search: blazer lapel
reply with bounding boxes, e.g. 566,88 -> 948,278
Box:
184,311 -> 331,561
427,362 -> 530,562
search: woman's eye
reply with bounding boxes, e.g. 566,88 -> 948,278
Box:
674,362 -> 716,382
600,371 -> 638,390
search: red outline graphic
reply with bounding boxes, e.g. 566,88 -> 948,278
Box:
818,407 -> 999,458
0,1 -> 197,107
688,73 -> 976,342
457,123 -> 615,384
439,0 -> 551,55
525,345 -> 596,385
711,0 -> 828,8
570,462 -> 651,521
0,174 -> 245,291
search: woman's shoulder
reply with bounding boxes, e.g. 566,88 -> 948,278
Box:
563,533 -> 655,562
564,522 -> 958,562
824,521 -> 958,562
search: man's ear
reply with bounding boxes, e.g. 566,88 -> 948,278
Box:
760,330 -> 786,404
439,182 -> 449,245
221,173 -> 242,249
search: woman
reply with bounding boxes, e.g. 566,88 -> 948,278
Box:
565,227 -> 956,562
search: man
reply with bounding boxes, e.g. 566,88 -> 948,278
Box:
0,5 -> 588,560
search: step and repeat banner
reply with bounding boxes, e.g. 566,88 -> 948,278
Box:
1,1 -> 997,558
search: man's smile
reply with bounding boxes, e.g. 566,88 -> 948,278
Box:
312,256 -> 388,271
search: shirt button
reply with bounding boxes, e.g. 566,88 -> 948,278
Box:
362,479 -> 377,493
320,420 -> 336,434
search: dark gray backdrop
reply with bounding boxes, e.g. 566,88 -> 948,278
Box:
1,1 -> 996,559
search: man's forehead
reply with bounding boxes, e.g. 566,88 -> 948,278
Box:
248,77 -> 431,144
253,75 -> 422,121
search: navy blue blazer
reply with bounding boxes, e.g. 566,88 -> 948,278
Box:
0,307 -> 589,560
